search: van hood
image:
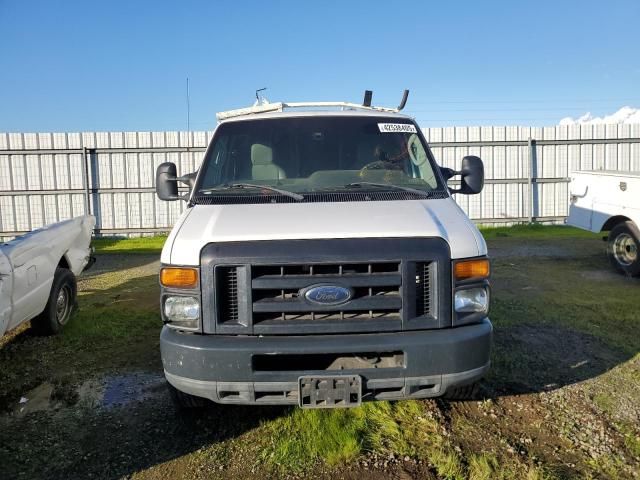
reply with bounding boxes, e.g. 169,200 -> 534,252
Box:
163,198 -> 486,266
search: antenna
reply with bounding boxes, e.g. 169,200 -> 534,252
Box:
186,77 -> 191,150
255,87 -> 268,105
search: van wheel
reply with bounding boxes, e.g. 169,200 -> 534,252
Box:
31,268 -> 77,335
167,382 -> 208,409
607,222 -> 640,276
443,382 -> 479,401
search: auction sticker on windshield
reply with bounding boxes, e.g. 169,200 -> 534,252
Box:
378,123 -> 417,133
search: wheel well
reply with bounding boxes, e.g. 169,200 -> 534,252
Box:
57,255 -> 70,270
601,215 -> 631,232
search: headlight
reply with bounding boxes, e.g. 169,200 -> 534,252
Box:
454,288 -> 488,313
164,296 -> 200,329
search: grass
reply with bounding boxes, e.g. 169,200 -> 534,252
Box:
479,223 -> 599,240
261,399 -> 554,479
261,400 -> 467,476
489,255 -> 639,355
92,235 -> 167,254
89,224 -> 595,255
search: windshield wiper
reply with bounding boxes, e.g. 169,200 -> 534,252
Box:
200,183 -> 304,201
344,182 -> 431,197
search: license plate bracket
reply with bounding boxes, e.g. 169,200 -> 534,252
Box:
298,375 -> 362,409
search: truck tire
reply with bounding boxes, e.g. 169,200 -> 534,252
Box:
167,382 -> 209,409
443,382 -> 479,401
607,221 -> 640,277
31,268 -> 77,335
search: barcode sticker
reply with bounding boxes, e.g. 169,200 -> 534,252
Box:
378,123 -> 417,133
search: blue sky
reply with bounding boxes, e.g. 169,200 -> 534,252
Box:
1,0 -> 639,132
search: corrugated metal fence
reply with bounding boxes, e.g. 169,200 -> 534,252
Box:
1,124 -> 640,238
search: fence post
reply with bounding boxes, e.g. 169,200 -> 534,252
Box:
527,138 -> 539,223
81,147 -> 91,216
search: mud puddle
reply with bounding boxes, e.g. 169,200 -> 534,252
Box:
11,372 -> 166,416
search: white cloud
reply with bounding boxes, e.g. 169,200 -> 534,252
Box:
559,106 -> 640,125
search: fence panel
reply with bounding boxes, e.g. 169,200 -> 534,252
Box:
1,125 -> 640,239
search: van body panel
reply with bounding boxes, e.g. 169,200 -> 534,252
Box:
164,197 -> 484,266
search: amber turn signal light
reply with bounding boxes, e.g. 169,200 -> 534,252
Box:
454,259 -> 490,281
160,267 -> 198,288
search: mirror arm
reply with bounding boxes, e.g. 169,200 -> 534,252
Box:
440,167 -> 459,181
167,175 -> 193,186
164,175 -> 196,202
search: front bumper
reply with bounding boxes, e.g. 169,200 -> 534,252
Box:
161,318 -> 492,405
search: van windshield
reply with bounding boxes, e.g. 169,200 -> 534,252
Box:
195,116 -> 445,201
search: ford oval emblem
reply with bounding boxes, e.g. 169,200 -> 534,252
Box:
304,285 -> 352,306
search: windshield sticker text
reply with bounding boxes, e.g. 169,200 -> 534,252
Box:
378,123 -> 417,133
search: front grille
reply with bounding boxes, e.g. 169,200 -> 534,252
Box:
250,262 -> 402,327
203,238 -> 451,335
217,266 -> 239,324
415,262 -> 434,317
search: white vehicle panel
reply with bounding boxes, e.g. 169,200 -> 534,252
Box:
165,198 -> 484,266
0,251 -> 12,336
0,215 -> 95,336
567,170 -> 640,232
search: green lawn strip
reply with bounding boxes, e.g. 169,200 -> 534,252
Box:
480,223 -> 599,240
92,235 -> 168,254
90,224 -> 598,254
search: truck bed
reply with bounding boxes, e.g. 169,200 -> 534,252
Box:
567,170 -> 640,233
0,216 -> 95,336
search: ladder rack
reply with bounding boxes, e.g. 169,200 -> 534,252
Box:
216,90 -> 410,121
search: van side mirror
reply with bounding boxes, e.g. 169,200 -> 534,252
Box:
156,162 -> 180,201
440,156 -> 484,195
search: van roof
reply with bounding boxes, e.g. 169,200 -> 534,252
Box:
219,108 -> 414,124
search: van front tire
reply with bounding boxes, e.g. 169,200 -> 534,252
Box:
31,268 -> 76,335
607,221 -> 640,277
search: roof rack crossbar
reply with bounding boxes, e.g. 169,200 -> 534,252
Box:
216,90 -> 410,121
216,101 -> 399,121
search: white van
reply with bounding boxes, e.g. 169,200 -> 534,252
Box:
156,94 -> 492,409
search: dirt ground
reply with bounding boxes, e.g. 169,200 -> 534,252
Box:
0,233 -> 639,479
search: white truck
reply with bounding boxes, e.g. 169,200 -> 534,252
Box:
0,216 -> 95,337
156,92 -> 492,409
567,170 -> 640,276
